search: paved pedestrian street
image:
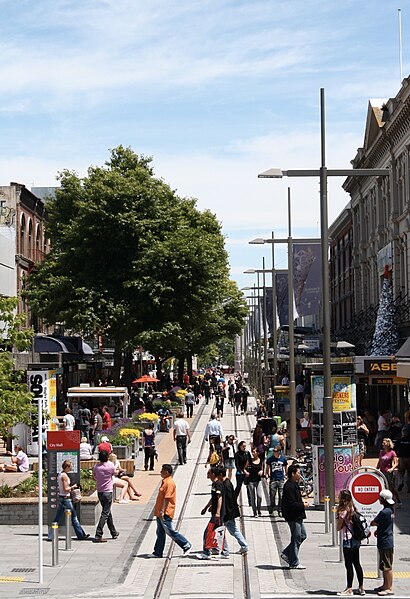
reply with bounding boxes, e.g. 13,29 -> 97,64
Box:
0,397 -> 409,599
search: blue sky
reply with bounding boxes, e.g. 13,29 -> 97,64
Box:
1,0 -> 408,290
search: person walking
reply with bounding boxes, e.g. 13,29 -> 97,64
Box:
395,423 -> 410,493
47,460 -> 89,541
93,450 -> 119,542
142,423 -> 156,471
217,464 -> 249,556
377,438 -> 400,506
185,387 -> 195,418
234,441 -> 251,499
204,414 -> 224,452
336,489 -> 365,596
222,435 -> 236,480
78,402 -> 92,441
246,447 -> 264,517
371,490 -> 395,597
91,407 -> 103,453
241,386 -> 249,415
280,464 -> 309,569
63,407 -> 75,431
150,464 -> 191,558
215,391 -> 225,419
266,444 -> 287,516
234,388 -> 242,415
198,466 -> 225,560
173,411 -> 191,465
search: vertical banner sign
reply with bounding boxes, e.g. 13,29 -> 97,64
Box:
47,431 -> 81,525
276,272 -> 289,326
314,445 -> 360,504
27,370 -> 48,456
27,370 -> 58,455
292,242 -> 322,317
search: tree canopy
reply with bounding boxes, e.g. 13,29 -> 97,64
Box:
0,297 -> 34,439
25,146 -> 246,370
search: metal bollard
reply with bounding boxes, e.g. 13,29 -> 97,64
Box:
324,496 -> 330,533
64,510 -> 72,551
331,505 -> 338,546
51,522 -> 59,566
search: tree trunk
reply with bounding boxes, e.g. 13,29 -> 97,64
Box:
123,349 -> 133,390
155,355 -> 162,390
113,346 -> 122,385
177,355 -> 185,384
187,354 -> 193,381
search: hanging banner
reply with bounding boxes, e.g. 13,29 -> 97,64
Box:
293,242 -> 322,316
276,272 -> 289,327
314,445 -> 360,504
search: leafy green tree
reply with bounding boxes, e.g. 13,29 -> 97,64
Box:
0,297 -> 34,439
25,146 -> 246,382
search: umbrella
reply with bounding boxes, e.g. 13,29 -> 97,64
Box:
132,375 -> 160,384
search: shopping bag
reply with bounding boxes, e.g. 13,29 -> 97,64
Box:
204,519 -> 226,552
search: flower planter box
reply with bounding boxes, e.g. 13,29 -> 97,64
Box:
0,494 -> 101,526
112,445 -> 132,460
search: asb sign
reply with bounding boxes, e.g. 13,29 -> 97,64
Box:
349,471 -> 385,546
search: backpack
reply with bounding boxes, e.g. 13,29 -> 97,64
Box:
350,511 -> 370,541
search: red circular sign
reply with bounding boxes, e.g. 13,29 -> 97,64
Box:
350,473 -> 382,505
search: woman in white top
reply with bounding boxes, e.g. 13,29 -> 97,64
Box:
47,459 -> 89,540
222,435 -> 237,480
80,437 -> 94,461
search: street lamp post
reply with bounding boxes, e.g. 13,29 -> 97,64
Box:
257,88 -> 390,505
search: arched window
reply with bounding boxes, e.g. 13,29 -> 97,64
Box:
35,225 -> 41,260
28,219 -> 33,259
20,214 -> 26,255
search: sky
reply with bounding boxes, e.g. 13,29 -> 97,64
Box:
1,0 -> 409,291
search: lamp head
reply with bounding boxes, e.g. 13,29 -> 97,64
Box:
249,238 -> 266,244
258,168 -> 283,179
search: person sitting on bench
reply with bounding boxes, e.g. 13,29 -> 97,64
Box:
0,444 -> 29,472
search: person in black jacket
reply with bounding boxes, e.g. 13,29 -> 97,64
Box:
280,464 -> 309,569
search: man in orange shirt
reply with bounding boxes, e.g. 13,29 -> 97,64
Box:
149,464 -> 192,558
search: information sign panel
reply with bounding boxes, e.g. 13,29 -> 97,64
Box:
349,471 -> 386,546
47,431 -> 80,526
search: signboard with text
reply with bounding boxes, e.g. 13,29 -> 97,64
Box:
348,471 -> 386,545
313,445 -> 360,505
312,375 -> 356,412
27,369 -> 58,456
47,431 -> 80,526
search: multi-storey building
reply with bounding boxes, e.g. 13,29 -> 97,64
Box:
0,182 -> 48,327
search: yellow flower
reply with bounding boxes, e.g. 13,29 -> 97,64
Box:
119,428 -> 140,438
134,413 -> 159,422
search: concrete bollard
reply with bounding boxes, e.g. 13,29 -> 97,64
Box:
64,510 -> 72,551
51,522 -> 59,566
324,496 -> 330,533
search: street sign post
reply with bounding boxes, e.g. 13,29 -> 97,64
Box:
348,469 -> 387,546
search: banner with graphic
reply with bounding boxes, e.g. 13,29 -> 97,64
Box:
311,375 -> 356,412
293,242 -> 322,316
27,369 -> 58,455
314,445 -> 360,504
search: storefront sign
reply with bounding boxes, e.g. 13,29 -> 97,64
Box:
47,431 -> 80,526
364,359 -> 396,374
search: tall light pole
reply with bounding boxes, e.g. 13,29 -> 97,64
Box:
257,88 -> 390,505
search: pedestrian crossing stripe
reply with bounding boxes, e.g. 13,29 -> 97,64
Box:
0,576 -> 25,583
364,572 -> 410,579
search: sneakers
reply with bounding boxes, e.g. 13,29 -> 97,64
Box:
358,589 -> 366,596
291,563 -> 306,569
197,553 -> 212,560
80,534 -> 90,540
111,532 -> 120,539
118,499 -> 129,504
280,553 -> 289,564
219,553 -> 230,559
147,552 -> 162,558
93,537 -> 107,543
337,590 -> 353,596
183,544 -> 192,555
239,547 -> 249,555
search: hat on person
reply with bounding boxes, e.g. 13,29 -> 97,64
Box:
101,436 -> 109,442
379,489 -> 394,505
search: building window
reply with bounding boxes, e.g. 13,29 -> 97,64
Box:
20,214 -> 26,255
28,219 -> 33,259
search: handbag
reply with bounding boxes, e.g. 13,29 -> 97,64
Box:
70,487 -> 82,504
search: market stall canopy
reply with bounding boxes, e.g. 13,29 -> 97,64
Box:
132,375 -> 160,383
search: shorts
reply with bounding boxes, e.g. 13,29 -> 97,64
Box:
378,547 -> 394,571
224,458 -> 235,470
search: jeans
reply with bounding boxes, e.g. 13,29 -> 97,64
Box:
96,491 -> 117,539
282,518 -> 307,567
176,436 -> 188,464
154,516 -> 190,557
222,518 -> 248,555
92,431 -> 101,453
186,403 -> 193,418
248,480 -> 263,515
269,479 -> 285,512
48,496 -> 86,540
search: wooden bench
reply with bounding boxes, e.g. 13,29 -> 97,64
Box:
32,458 -> 135,473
